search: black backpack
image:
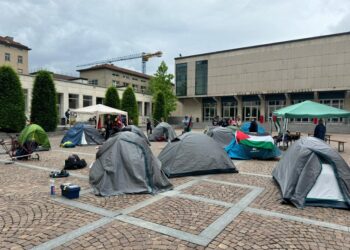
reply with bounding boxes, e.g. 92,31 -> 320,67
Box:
64,154 -> 87,170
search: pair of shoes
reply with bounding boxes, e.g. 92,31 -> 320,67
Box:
50,170 -> 69,178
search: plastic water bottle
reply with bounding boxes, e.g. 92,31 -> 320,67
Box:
50,179 -> 56,195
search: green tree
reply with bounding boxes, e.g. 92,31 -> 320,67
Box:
121,87 -> 138,125
0,66 -> 26,132
149,61 -> 177,120
30,70 -> 58,131
105,86 -> 120,109
153,91 -> 166,127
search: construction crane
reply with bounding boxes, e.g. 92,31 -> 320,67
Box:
76,51 -> 162,74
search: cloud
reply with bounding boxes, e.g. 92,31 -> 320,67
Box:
1,0 -> 350,76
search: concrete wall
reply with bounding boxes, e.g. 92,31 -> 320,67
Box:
0,44 -> 29,74
176,33 -> 350,97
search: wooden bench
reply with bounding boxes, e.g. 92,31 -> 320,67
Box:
328,139 -> 346,152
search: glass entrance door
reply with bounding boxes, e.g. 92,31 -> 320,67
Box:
243,101 -> 260,121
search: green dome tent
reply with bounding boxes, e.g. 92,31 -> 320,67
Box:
19,124 -> 51,150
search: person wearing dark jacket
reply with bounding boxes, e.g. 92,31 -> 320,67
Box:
249,119 -> 258,133
146,118 -> 152,135
314,119 -> 326,140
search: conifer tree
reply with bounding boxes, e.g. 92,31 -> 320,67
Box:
0,66 -> 26,132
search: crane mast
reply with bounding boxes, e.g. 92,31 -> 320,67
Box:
76,51 -> 162,74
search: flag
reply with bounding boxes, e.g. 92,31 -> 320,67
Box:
235,130 -> 275,150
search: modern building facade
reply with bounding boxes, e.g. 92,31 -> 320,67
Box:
174,32 -> 350,124
0,36 -> 30,74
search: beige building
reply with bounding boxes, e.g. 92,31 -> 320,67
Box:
174,32 -> 350,124
21,73 -> 153,125
78,64 -> 151,93
0,36 -> 30,74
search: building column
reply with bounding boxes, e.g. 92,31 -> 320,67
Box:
258,94 -> 265,121
234,95 -> 242,119
284,93 -> 291,106
213,97 -> 222,118
79,94 -> 83,108
92,95 -> 96,105
27,88 -> 32,117
314,91 -> 319,102
63,93 -> 69,111
345,91 -> 350,112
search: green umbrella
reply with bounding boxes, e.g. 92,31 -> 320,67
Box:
273,100 -> 350,119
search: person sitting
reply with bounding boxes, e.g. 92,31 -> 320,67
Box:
314,119 -> 326,141
249,119 -> 258,133
212,116 -> 219,126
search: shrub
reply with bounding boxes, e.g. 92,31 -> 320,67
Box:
0,66 -> 26,132
121,87 -> 138,125
30,70 -> 58,131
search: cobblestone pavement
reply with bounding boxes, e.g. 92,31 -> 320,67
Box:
0,132 -> 349,249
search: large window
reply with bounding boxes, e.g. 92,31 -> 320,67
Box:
175,63 -> 187,96
83,95 -> 92,107
222,101 -> 237,119
243,101 -> 260,121
203,102 -> 217,122
195,60 -> 208,95
69,94 -> 79,109
320,99 -> 344,122
88,79 -> 98,85
96,97 -> 104,104
267,100 -> 285,119
5,53 -> 10,61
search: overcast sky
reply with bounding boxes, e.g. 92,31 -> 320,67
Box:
1,0 -> 350,76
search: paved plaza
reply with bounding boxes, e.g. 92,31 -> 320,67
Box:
0,130 -> 350,249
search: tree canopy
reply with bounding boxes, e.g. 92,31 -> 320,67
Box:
121,87 -> 138,125
30,70 -> 58,132
153,91 -> 166,127
149,61 -> 177,120
105,86 -> 121,109
0,66 -> 26,132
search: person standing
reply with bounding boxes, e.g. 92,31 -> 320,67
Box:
105,115 -> 113,140
65,109 -> 70,125
146,118 -> 152,135
314,119 -> 326,140
249,118 -> 258,133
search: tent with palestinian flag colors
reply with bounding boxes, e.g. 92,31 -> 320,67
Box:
225,130 -> 281,160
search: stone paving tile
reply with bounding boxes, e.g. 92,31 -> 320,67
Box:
170,176 -> 195,188
130,197 -> 228,235
27,151 -> 93,176
206,212 -> 350,250
211,174 -> 350,227
79,192 -> 153,211
182,181 -> 251,203
0,194 -> 101,250
236,159 -> 277,175
55,220 -> 204,250
0,163 -> 90,195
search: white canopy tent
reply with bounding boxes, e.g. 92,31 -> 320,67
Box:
72,104 -> 128,128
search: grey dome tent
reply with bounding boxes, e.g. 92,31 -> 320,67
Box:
206,126 -> 235,147
272,137 -> 350,209
89,131 -> 173,196
148,122 -> 177,142
119,125 -> 150,145
159,133 -> 238,177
